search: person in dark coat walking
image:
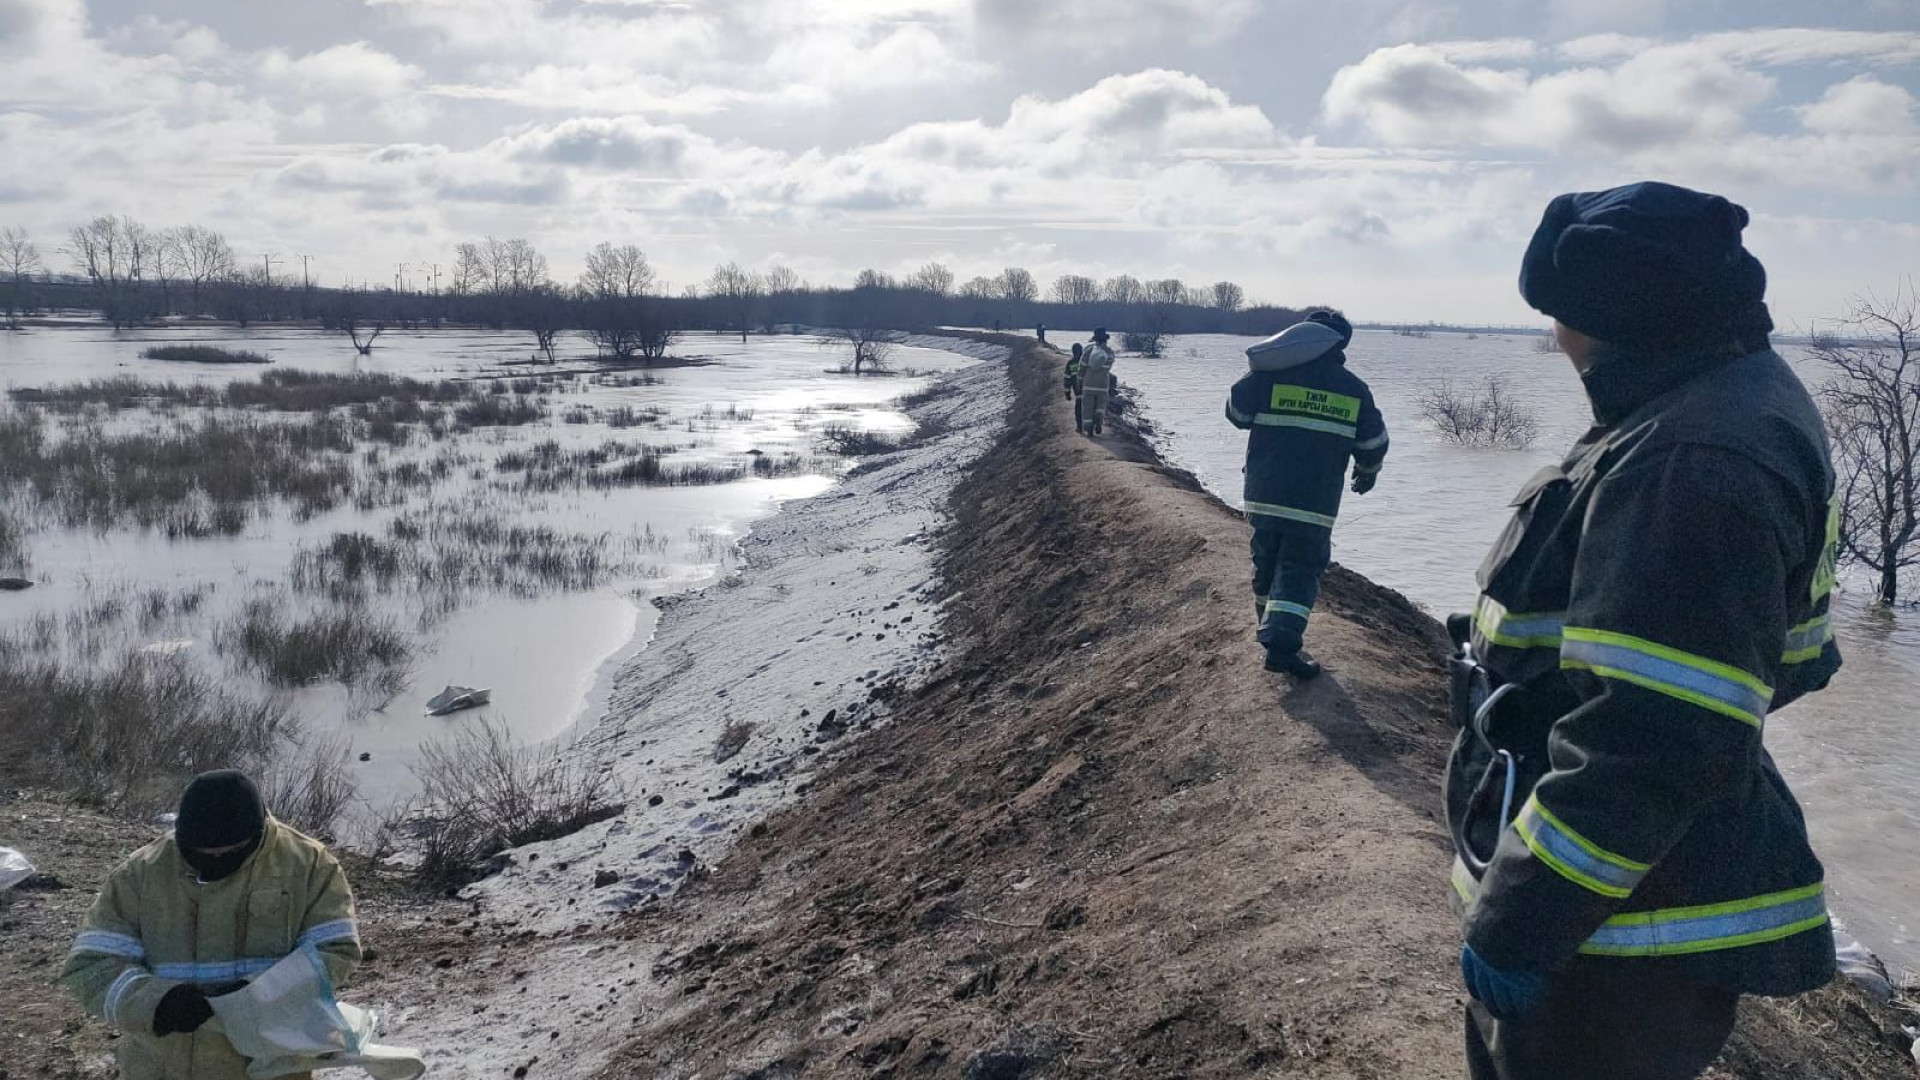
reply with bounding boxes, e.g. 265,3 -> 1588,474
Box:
1446,181 -> 1842,1080
1226,309 -> 1388,678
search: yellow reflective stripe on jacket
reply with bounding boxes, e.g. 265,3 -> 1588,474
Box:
1560,627 -> 1773,728
1781,614 -> 1833,665
1268,385 -> 1360,423
1812,495 -> 1840,603
1580,884 -> 1829,957
1253,413 -> 1357,438
1244,501 -> 1336,529
1450,858 -> 1829,957
1514,794 -> 1650,899
1474,595 -> 1565,650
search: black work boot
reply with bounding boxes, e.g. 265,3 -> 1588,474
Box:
1265,648 -> 1323,680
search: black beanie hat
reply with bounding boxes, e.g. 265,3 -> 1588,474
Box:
1306,309 -> 1353,347
176,770 -> 267,850
1519,181 -> 1766,354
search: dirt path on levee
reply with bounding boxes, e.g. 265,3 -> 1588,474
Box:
589,338 -> 1916,1079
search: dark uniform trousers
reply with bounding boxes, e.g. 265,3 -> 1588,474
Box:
1465,963 -> 1738,1080
1250,526 -> 1331,655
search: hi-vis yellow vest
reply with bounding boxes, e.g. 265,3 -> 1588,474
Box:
63,819 -> 361,1080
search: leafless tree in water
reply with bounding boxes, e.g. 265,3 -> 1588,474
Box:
1815,283 -> 1920,604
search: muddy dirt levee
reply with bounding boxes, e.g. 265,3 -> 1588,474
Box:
580,338 -> 1916,1078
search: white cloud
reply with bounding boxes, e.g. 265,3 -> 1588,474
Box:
1325,43 -> 1773,153
1561,28 -> 1920,66
969,0 -> 1257,51
1797,75 -> 1917,135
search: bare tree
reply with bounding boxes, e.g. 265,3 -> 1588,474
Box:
454,236 -> 549,299
67,215 -> 148,328
825,325 -> 899,375
579,242 -> 655,299
1145,278 -> 1189,306
1103,274 -> 1145,305
578,242 -> 661,361
323,287 -> 387,354
854,268 -> 896,290
1051,274 -> 1098,306
960,275 -> 998,300
762,265 -> 803,295
1815,284 -> 1920,604
1211,281 -> 1246,313
1,225 -> 40,329
1419,375 -> 1539,450
998,267 -> 1038,303
706,262 -> 762,341
907,261 -> 954,296
168,225 -> 236,315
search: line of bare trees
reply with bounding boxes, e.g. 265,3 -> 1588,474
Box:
5,217 -> 1312,365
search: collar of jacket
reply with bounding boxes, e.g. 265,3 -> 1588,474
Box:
1579,339 -> 1746,427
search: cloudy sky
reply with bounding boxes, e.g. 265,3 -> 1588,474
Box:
2,0 -> 1915,325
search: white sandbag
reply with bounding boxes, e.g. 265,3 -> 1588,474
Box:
0,847 -> 33,892
1246,320 -> 1342,373
208,944 -> 425,1079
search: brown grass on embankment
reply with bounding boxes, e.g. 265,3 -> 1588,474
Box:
590,336 -> 1915,1080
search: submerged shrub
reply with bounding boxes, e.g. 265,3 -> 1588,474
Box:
220,598 -> 412,689
1419,376 -> 1540,450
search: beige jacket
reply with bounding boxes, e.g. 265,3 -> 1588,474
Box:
62,819 -> 361,1080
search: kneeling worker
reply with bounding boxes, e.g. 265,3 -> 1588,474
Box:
1226,309 -> 1387,678
1447,182 -> 1842,1079
64,770 -> 362,1080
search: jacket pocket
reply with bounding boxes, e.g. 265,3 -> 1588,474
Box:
244,888 -> 292,957
1475,466 -> 1573,597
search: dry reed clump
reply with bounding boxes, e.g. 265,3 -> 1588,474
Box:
292,511 -> 623,603
257,734 -> 358,842
818,424 -> 902,456
1,408 -> 359,533
0,644 -> 291,813
141,344 -> 269,364
393,715 -> 625,888
218,598 -> 412,690
453,393 -> 546,428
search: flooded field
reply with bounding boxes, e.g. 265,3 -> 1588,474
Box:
0,323 -> 977,819
1115,327 -> 1920,978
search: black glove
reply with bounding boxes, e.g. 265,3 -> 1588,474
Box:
1351,471 -> 1378,495
153,985 -> 214,1037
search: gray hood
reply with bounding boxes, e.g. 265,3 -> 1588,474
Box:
1246,321 -> 1343,373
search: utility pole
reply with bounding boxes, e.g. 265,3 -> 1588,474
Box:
299,255 -> 314,290
261,253 -> 281,285
394,262 -> 410,294
426,262 -> 443,295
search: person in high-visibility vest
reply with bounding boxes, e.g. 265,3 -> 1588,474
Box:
1078,328 -> 1115,435
1226,309 -> 1387,678
1446,181 -> 1842,1080
64,771 -> 362,1080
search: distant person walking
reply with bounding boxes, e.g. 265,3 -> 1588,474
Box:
1446,182 -> 1842,1080
64,770 -> 362,1080
1037,323 -> 1048,344
1226,309 -> 1386,678
1065,342 -> 1084,401
1078,328 -> 1115,435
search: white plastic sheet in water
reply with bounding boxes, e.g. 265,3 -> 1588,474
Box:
208,944 -> 424,1079
0,847 -> 33,892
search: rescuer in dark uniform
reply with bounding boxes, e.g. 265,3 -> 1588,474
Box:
1226,309 -> 1388,679
1445,181 -> 1843,1080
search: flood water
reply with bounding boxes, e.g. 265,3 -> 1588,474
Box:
0,323 -> 976,814
1117,328 -> 1920,978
